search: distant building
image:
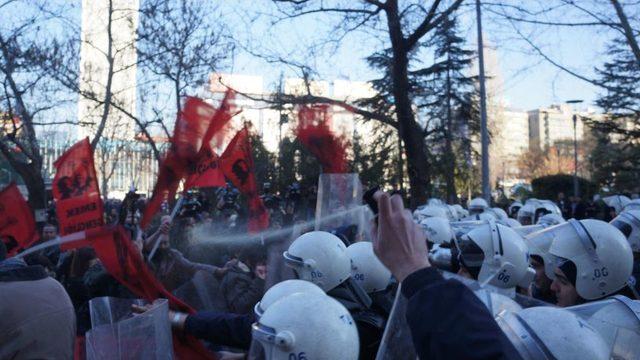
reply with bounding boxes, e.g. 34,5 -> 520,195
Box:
528,104 -> 587,151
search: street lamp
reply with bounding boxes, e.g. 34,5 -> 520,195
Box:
566,99 -> 583,199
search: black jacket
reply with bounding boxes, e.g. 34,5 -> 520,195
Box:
403,267 -> 517,359
184,311 -> 254,349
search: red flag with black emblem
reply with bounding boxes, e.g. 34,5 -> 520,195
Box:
296,104 -> 349,173
142,91 -> 236,228
219,128 -> 269,232
0,183 -> 38,256
52,138 -> 103,249
87,225 -> 215,359
184,143 -> 226,189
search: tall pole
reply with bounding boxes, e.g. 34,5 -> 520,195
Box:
566,99 -> 583,198
476,0 -> 490,202
573,114 -> 579,198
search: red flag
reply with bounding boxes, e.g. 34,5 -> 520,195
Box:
296,104 -> 349,173
87,225 -> 215,359
0,183 -> 38,256
219,128 -> 269,232
142,91 -> 236,228
184,143 -> 226,189
52,138 -> 103,249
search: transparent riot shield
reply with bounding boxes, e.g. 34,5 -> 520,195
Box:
86,297 -> 173,360
375,269 -> 552,359
315,173 -> 372,243
375,283 -> 417,360
566,296 -> 640,360
172,270 -> 226,312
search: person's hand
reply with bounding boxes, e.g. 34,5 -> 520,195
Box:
371,191 -> 430,282
254,264 -> 267,280
131,303 -> 188,331
159,215 -> 172,234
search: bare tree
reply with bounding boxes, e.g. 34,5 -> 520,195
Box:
250,0 -> 464,206
0,0 -> 78,211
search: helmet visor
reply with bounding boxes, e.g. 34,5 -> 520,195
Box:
249,323 -> 277,360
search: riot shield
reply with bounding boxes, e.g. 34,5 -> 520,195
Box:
86,297 -> 173,360
315,173 -> 372,243
172,270 -> 226,312
375,270 -> 552,360
567,296 -> 640,360
375,283 -> 417,360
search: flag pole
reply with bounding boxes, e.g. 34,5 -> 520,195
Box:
147,194 -> 185,262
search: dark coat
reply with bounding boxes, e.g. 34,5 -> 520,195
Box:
403,267 -> 517,360
219,262 -> 265,314
184,311 -> 254,349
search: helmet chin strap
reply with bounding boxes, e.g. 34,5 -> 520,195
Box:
343,277 -> 373,309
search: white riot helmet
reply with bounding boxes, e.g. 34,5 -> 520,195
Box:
505,218 -> 521,228
517,203 -> 536,226
469,197 -> 489,215
537,213 -> 566,227
455,220 -> 535,289
284,231 -> 371,307
623,199 -> 640,211
463,212 -> 496,222
491,207 -> 509,222
254,280 -> 325,319
346,242 -> 391,293
548,219 -> 634,300
413,205 -> 448,221
496,307 -> 610,360
508,201 -> 523,218
610,210 -> 640,253
283,231 -> 351,292
420,217 -> 454,245
565,296 -> 640,360
452,204 -> 469,220
604,195 -> 631,214
250,293 -> 359,360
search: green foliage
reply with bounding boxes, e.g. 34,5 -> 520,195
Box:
531,174 -> 596,200
586,38 -> 640,192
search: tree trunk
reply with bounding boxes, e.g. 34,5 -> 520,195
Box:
386,3 -> 431,208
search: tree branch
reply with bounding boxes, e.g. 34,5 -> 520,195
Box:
610,0 -> 640,66
405,0 -> 464,51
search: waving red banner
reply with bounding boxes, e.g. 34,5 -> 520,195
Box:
184,143 -> 226,189
296,104 -> 349,173
219,128 -> 269,232
142,91 -> 236,228
52,138 -> 103,248
0,183 -> 38,256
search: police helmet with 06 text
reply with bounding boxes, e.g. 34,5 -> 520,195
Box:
346,242 -> 391,293
455,219 -> 535,289
249,293 -> 359,360
283,231 -> 371,307
548,219 -> 633,300
254,280 -> 325,319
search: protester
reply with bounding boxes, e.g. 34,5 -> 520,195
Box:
0,242 -> 76,359
219,246 -> 267,314
144,215 -> 228,291
23,223 -> 60,275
